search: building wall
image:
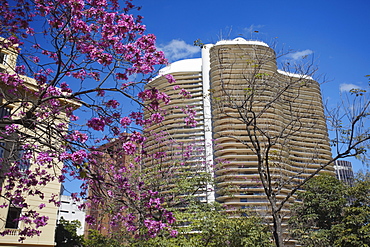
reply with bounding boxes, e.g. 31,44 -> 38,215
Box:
334,160 -> 354,186
209,39 -> 333,214
57,195 -> 85,236
144,59 -> 213,202
84,139 -> 134,237
145,38 -> 334,216
0,182 -> 61,247
0,39 -> 75,246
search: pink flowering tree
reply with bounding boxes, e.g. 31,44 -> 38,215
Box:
0,0 -> 177,241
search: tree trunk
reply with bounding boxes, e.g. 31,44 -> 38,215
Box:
272,211 -> 284,247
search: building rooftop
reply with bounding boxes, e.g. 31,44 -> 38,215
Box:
215,37 -> 269,47
158,58 -> 202,76
277,69 -> 313,80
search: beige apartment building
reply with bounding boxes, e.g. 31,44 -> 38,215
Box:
145,38 -> 333,217
0,40 -> 78,246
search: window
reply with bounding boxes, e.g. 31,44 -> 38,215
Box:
241,205 -> 248,216
0,142 -> 5,160
0,53 -> 7,65
5,205 -> 21,229
0,107 -> 11,119
17,149 -> 31,172
0,141 -> 30,177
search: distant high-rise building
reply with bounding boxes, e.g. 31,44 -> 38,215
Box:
58,195 -> 86,236
84,138 -> 134,237
334,160 -> 354,186
144,37 -> 334,215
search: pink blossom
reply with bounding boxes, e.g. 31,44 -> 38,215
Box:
120,117 -> 132,127
170,230 -> 178,237
116,73 -> 128,80
71,150 -> 87,164
97,90 -> 105,97
87,118 -> 106,131
72,69 -> 87,80
85,215 -> 96,224
59,152 -> 71,161
105,99 -> 120,108
60,82 -> 72,93
122,142 -> 136,155
67,130 -> 88,143
165,74 -> 176,84
149,113 -> 164,124
36,152 -> 53,165
4,124 -> 18,134
130,131 -> 144,143
180,88 -> 192,98
33,216 -> 49,228
0,0 -> 175,240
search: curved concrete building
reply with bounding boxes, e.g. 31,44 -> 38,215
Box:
143,58 -> 214,202
208,38 -> 333,215
144,38 -> 333,214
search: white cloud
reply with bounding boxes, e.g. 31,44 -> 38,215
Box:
243,24 -> 264,35
286,49 -> 313,60
158,39 -> 199,61
339,83 -> 361,92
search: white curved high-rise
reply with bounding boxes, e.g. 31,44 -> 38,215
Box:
144,37 -> 333,213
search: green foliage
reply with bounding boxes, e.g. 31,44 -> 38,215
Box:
292,174 -> 346,229
55,218 -> 84,247
99,139 -> 271,246
254,73 -> 270,79
290,173 -> 370,247
84,230 -> 124,247
135,202 -> 271,247
331,172 -> 370,247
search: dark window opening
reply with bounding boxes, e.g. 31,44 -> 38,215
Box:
0,142 -> 5,159
0,53 -> 7,65
5,206 -> 21,229
0,107 -> 11,119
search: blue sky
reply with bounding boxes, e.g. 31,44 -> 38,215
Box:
134,0 -> 369,172
62,0 -> 369,194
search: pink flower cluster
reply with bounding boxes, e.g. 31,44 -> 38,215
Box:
165,74 -> 176,84
66,130 -> 89,143
122,142 -> 136,155
138,88 -> 170,110
87,117 -> 106,131
105,99 -> 120,108
181,105 -> 198,127
71,150 -> 88,164
120,116 -> 132,127
0,0 -> 180,241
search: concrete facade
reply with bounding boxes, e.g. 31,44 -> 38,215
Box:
0,39 -> 78,246
334,160 -> 354,186
57,195 -> 85,236
145,38 -> 334,216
